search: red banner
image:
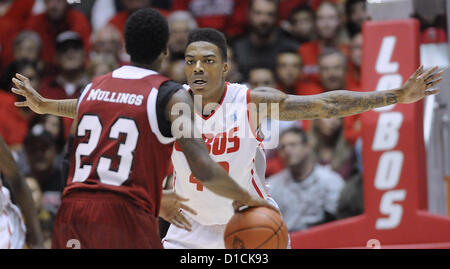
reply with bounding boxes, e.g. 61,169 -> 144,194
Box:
290,19 -> 450,249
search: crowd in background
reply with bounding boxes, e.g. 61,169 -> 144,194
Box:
0,0 -> 447,247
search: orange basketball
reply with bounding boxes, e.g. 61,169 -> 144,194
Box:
224,206 -> 289,249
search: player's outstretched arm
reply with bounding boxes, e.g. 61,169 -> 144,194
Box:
165,89 -> 276,211
11,74 -> 78,119
250,65 -> 443,121
0,135 -> 44,248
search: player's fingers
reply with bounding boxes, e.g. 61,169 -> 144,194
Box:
12,78 -> 26,89
426,78 -> 443,89
425,89 -> 440,96
232,200 -> 244,212
16,73 -> 31,86
413,65 -> 424,78
170,219 -> 185,229
11,87 -> 25,96
172,215 -> 192,231
177,215 -> 192,231
172,193 -> 189,202
425,70 -> 443,82
14,101 -> 27,107
419,66 -> 439,81
179,203 -> 197,215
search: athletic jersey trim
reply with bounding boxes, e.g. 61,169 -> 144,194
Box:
246,89 -> 264,142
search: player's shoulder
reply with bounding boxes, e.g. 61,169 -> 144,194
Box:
225,82 -> 249,99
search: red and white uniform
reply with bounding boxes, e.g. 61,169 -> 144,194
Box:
163,82 -> 276,249
0,178 -> 26,249
52,66 -> 176,249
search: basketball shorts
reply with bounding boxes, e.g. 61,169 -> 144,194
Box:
52,190 -> 162,249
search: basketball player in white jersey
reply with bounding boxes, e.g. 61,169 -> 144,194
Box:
162,28 -> 443,249
0,135 -> 44,249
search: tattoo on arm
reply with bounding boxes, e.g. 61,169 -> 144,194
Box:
56,99 -> 78,119
251,87 -> 401,121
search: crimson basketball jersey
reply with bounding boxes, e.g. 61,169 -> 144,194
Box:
64,66 -> 177,217
171,83 -> 269,225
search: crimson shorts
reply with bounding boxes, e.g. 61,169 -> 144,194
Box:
52,190 -> 162,249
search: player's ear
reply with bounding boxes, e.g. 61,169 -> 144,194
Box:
223,62 -> 229,75
163,46 -> 169,56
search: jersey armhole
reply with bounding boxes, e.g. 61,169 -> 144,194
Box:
77,83 -> 92,114
147,89 -> 176,145
246,89 -> 264,142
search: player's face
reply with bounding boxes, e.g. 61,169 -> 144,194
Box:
185,41 -> 228,96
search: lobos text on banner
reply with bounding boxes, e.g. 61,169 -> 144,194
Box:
289,19 -> 450,249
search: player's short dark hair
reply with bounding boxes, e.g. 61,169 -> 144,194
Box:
280,127 -> 308,145
186,28 -> 228,62
124,8 -> 169,65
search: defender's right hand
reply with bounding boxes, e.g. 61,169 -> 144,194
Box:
11,73 -> 47,114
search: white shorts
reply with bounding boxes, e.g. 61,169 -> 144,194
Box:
162,197 -> 290,249
0,187 -> 26,249
163,213 -> 227,249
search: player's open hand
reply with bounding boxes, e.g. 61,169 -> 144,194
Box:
11,73 -> 47,114
399,65 -> 443,104
159,190 -> 197,232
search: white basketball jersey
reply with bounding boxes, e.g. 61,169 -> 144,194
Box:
0,177 -> 26,249
171,83 -> 269,225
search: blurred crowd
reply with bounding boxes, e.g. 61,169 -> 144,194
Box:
0,0 -> 447,246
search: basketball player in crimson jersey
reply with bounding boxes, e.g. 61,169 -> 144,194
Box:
11,9 -> 274,249
162,28 -> 443,249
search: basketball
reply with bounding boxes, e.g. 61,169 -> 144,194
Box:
224,206 -> 289,249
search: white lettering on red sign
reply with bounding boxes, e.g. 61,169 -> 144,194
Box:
374,36 -> 402,112
372,36 -> 407,230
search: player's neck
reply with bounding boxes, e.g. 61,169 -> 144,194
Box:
131,61 -> 160,72
193,82 -> 226,114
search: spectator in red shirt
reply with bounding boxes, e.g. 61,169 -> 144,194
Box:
171,0 -> 248,38
39,31 -> 88,138
25,0 -> 91,71
301,48 -> 353,136
298,1 -> 349,83
0,0 -> 35,71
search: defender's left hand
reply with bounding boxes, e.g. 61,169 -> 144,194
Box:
399,65 -> 443,104
159,190 -> 197,232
